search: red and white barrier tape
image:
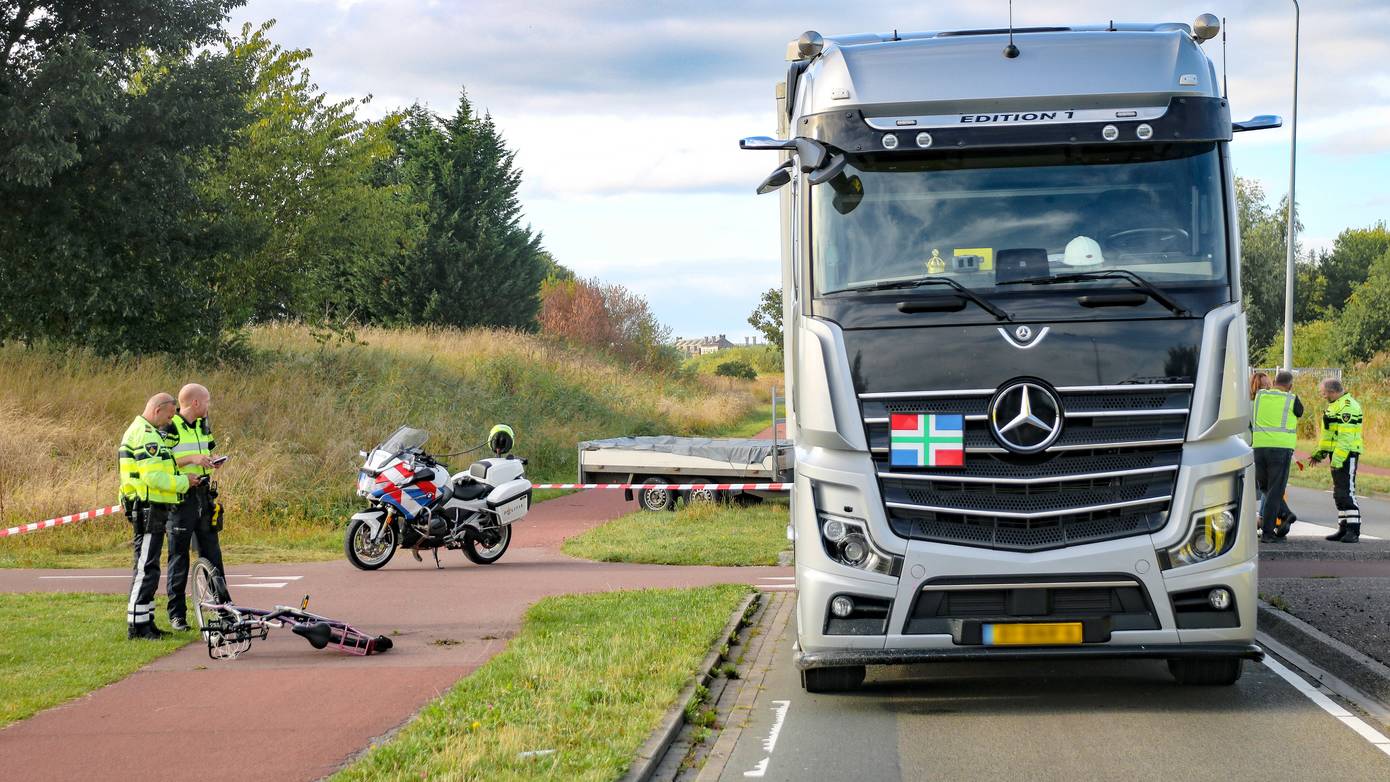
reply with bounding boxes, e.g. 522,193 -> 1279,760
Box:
532,482 -> 791,491
1,504 -> 123,538
4,483 -> 792,537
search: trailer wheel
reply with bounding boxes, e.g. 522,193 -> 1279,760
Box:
686,482 -> 721,506
636,477 -> 677,512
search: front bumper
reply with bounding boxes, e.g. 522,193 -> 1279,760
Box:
795,642 -> 1264,670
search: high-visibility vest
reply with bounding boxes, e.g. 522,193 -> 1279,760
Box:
169,414 -> 216,478
118,416 -> 189,504
1318,394 -> 1364,467
1252,389 -> 1298,449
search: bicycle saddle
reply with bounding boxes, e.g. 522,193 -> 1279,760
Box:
293,622 -> 333,650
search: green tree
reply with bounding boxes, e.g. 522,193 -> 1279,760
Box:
1235,177 -> 1298,358
1320,223 -> 1390,312
201,22 -> 424,333
0,3 -> 249,354
392,92 -> 548,330
0,1 -> 241,186
747,287 -> 784,351
1335,249 -> 1390,364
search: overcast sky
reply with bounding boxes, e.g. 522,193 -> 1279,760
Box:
228,1 -> 1390,341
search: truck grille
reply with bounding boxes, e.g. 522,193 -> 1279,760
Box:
861,384 -> 1190,552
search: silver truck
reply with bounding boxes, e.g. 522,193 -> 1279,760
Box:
741,16 -> 1281,691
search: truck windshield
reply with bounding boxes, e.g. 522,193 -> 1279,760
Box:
812,143 -> 1228,296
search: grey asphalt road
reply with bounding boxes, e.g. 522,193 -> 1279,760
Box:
717,609 -> 1390,782
1286,485 -> 1389,539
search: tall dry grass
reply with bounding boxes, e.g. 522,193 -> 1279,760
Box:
1290,370 -> 1390,466
0,324 -> 759,565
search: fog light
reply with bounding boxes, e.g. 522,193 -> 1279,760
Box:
1208,588 -> 1232,610
841,533 -> 869,566
831,596 -> 854,618
1210,510 -> 1235,533
882,133 -> 899,149
823,519 -> 848,542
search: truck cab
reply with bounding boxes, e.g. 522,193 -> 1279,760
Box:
742,18 -> 1281,691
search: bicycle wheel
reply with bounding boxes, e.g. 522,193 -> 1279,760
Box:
192,557 -> 231,631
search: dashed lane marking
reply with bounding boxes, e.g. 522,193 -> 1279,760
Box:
743,699 -> 791,777
1263,656 -> 1390,758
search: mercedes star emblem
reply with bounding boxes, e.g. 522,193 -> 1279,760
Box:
1014,325 -> 1033,342
989,381 -> 1064,454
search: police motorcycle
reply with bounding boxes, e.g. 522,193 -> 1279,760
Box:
344,425 -> 531,570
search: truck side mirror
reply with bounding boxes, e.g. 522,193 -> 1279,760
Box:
1232,115 -> 1282,132
756,161 -> 794,194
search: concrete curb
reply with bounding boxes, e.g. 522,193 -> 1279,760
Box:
1257,599 -> 1390,707
621,590 -> 761,782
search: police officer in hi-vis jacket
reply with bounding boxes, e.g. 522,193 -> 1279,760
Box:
1309,377 -> 1365,543
163,383 -> 227,632
119,393 -> 203,639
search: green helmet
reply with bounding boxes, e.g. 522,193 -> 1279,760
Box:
488,424 -> 515,455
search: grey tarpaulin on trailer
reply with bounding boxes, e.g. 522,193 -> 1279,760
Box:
578,436 -> 784,467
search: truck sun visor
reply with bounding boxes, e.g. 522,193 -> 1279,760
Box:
801,97 -> 1232,154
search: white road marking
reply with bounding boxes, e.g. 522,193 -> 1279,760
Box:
743,699 -> 792,777
249,575 -> 302,580
231,582 -> 288,589
1263,656 -> 1390,757
37,573 -> 303,580
1282,521 -> 1381,540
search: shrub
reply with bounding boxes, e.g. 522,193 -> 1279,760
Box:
715,360 -> 757,380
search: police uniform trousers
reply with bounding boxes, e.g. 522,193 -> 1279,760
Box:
1331,453 -> 1361,530
1253,447 -> 1295,533
166,484 -> 224,622
127,503 -> 172,629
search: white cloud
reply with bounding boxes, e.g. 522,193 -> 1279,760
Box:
228,0 -> 1390,336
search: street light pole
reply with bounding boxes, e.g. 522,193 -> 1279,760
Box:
1283,0 -> 1300,370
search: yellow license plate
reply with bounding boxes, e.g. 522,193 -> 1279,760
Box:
984,622 -> 1084,646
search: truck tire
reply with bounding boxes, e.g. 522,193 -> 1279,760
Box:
1167,657 -> 1243,686
686,480 -> 721,506
801,665 -> 866,693
636,477 -> 677,512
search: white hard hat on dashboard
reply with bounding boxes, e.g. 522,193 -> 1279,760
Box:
1063,235 -> 1104,266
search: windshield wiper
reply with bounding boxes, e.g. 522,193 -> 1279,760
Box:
997,269 -> 1190,317
848,276 -> 1012,321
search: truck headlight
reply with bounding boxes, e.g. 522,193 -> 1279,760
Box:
1161,502 -> 1238,570
818,515 -> 902,576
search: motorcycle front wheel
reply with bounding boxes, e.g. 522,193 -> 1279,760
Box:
461,524 -> 512,565
345,517 -> 398,570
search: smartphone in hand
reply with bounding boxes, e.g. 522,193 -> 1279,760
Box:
210,455 -> 230,467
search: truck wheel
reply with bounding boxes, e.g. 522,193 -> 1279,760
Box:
637,477 -> 677,512
801,665 -> 866,693
1167,658 -> 1243,686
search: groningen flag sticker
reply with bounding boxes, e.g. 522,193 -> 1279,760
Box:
890,414 -> 965,467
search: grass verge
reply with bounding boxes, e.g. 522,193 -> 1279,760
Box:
562,501 -> 790,567
1288,470 -> 1390,497
335,585 -> 751,781
0,324 -> 759,567
0,593 -> 192,727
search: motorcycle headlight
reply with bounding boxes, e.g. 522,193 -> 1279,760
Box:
1161,502 -> 1239,570
818,515 -> 902,576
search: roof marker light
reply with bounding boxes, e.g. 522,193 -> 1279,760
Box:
1136,124 -> 1154,140
916,132 -> 933,148
882,134 -> 899,149
1101,124 -> 1119,141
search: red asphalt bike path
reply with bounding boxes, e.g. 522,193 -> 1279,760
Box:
0,489 -> 792,781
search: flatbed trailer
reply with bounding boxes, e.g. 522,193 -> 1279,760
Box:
578,435 -> 794,511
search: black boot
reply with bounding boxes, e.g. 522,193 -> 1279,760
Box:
1340,523 -> 1361,543
1325,520 -> 1348,542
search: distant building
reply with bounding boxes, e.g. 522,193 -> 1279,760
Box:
674,334 -> 737,357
